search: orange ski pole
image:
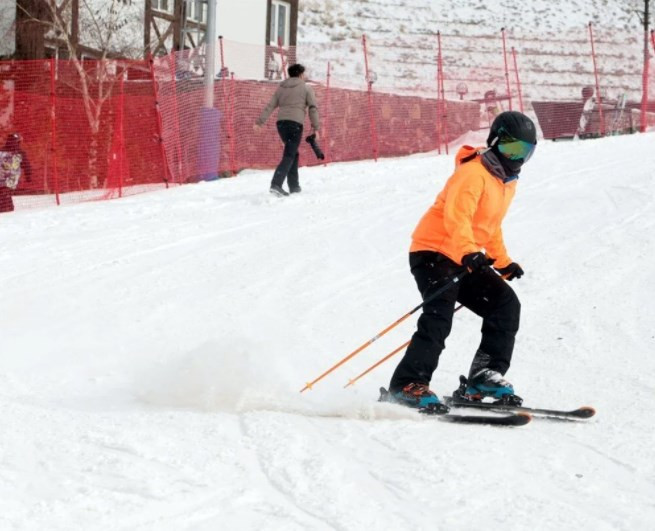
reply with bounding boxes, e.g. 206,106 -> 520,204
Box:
299,272 -> 468,393
344,305 -> 464,388
344,340 -> 410,388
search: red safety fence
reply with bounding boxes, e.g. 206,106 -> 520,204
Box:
0,57 -> 167,213
1,26 -> 654,214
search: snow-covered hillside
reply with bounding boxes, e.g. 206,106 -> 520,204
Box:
1,130 -> 655,529
298,0 -> 650,102
299,0 -> 637,42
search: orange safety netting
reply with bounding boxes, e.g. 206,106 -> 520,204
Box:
1,26 -> 654,213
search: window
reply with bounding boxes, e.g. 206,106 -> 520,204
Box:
270,0 -> 290,47
152,0 -> 173,14
186,0 -> 207,23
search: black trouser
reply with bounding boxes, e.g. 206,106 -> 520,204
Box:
389,251 -> 520,392
0,187 -> 14,213
271,120 -> 303,189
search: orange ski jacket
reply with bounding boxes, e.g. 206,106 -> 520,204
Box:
410,145 -> 517,268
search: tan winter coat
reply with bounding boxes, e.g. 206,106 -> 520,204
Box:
256,77 -> 320,130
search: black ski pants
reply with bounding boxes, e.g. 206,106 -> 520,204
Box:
389,251 -> 520,392
0,187 -> 14,213
271,120 -> 303,189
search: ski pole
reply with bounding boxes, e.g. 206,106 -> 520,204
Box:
300,271 -> 468,393
343,340 -> 410,389
344,305 -> 464,388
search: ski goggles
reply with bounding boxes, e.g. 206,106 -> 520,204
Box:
497,134 -> 536,163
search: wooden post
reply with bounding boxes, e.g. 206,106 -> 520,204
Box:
324,61 -> 331,165
437,31 -> 448,155
362,34 -> 379,161
168,52 -> 184,183
118,70 -> 125,198
588,22 -> 605,135
641,3 -> 652,133
511,47 -> 524,113
228,73 -> 237,176
501,28 -> 513,111
49,58 -> 60,205
148,53 -> 174,186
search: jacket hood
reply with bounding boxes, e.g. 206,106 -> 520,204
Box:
454,145 -> 516,183
481,149 -> 517,182
280,77 -> 304,88
483,148 -> 521,182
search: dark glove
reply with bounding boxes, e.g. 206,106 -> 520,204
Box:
461,252 -> 495,273
305,134 -> 325,160
495,262 -> 524,281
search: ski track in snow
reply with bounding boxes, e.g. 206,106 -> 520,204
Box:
1,133 -> 655,529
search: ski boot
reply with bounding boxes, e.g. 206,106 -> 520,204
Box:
453,372 -> 523,406
380,383 -> 450,414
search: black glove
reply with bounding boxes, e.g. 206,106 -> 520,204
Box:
495,262 -> 524,281
305,134 -> 325,160
461,252 -> 495,273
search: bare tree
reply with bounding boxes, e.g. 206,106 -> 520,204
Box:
18,0 -> 146,187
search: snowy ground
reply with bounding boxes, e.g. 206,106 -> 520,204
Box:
1,132 -> 655,530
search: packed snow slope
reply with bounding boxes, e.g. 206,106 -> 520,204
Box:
1,132 -> 655,530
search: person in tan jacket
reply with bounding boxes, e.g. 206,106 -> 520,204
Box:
385,111 -> 537,411
254,64 -> 320,196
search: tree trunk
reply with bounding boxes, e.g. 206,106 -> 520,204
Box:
88,133 -> 99,189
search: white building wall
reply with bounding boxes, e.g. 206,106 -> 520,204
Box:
215,0 -> 267,79
0,5 -> 16,57
0,0 -> 269,78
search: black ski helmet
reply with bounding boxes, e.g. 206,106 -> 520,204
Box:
487,111 -> 537,147
486,111 -> 537,175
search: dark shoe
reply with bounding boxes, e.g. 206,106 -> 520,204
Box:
289,185 -> 302,194
270,184 -> 289,197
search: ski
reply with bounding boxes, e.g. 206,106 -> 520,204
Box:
434,410 -> 532,426
379,388 -> 531,427
443,396 -> 596,421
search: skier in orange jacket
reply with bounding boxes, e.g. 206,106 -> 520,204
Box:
387,111 -> 537,411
